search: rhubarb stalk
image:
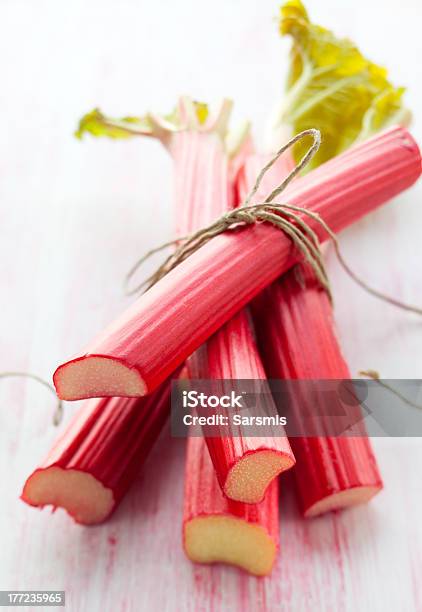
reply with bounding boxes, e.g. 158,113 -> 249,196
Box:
251,271 -> 383,516
237,152 -> 383,516
21,377 -> 174,524
183,436 -> 279,576
188,311 -> 294,503
53,126 -> 421,400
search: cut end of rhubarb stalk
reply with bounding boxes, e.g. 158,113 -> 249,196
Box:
304,485 -> 383,518
184,515 -> 276,576
224,450 -> 294,504
21,466 -> 115,525
53,356 -> 146,400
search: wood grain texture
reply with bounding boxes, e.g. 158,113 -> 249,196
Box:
0,1 -> 421,610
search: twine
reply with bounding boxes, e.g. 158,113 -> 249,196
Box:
124,129 -> 422,317
359,370 -> 422,410
0,372 -> 63,426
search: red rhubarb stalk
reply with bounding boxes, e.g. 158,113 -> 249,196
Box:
238,153 -> 383,517
171,100 -> 294,503
21,377 -> 173,524
251,272 -> 383,516
53,126 -> 421,400
183,436 -> 279,576
188,311 -> 294,503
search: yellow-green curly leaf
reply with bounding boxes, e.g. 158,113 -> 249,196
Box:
75,108 -> 154,140
277,0 -> 410,169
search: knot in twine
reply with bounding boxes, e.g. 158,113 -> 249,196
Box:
127,129 -> 333,297
125,129 -> 422,317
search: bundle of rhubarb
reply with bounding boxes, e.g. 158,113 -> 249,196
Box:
21,1 -> 421,577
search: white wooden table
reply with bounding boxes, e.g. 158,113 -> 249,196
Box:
1,1 -> 421,610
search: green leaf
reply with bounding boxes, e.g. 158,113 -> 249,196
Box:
277,0 -> 410,169
75,108 -> 154,140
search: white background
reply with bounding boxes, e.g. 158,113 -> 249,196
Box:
0,1 -> 421,610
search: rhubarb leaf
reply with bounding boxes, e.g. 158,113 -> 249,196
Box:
277,0 -> 410,169
75,108 -> 154,139
75,103 -> 210,140
358,87 -> 412,143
